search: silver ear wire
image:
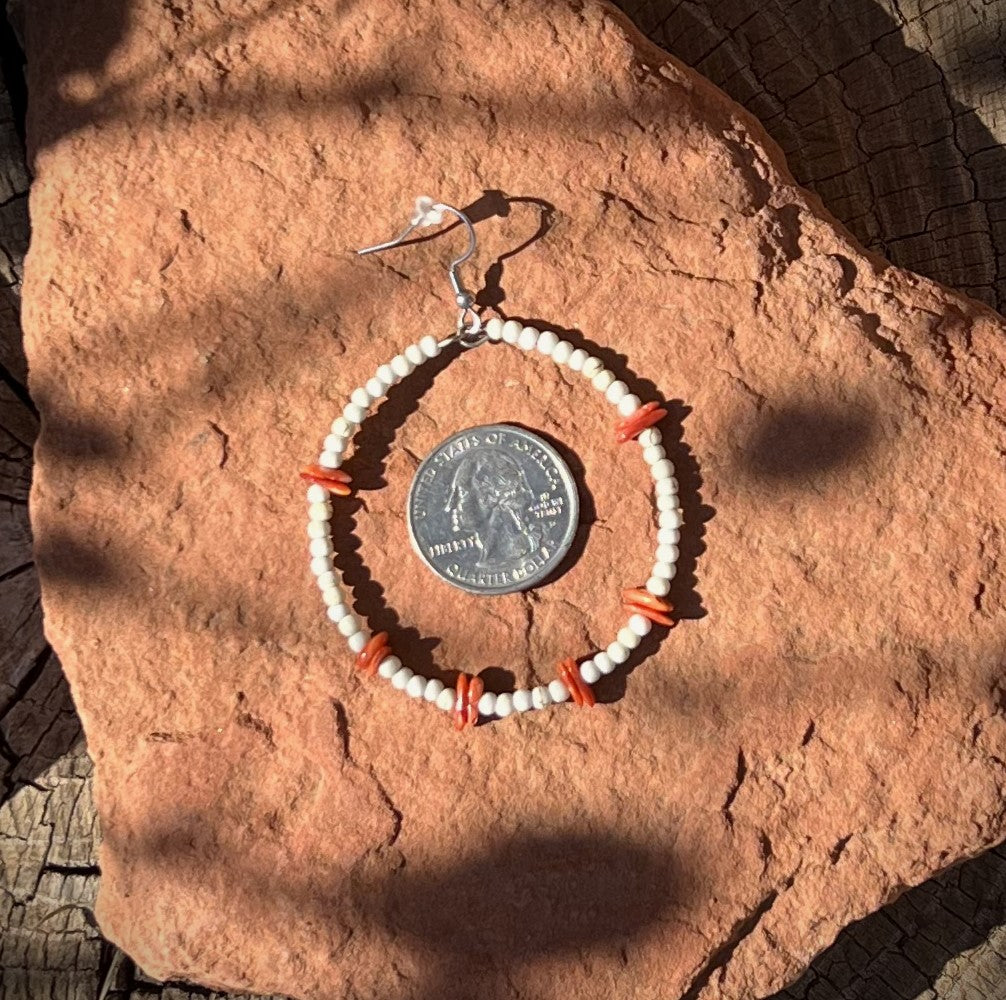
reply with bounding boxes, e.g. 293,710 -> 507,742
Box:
356,196 -> 483,345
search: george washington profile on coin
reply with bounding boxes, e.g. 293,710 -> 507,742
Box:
407,424 -> 579,595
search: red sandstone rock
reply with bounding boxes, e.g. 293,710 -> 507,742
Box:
21,1 -> 1006,997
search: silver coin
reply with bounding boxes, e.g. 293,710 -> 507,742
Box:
407,424 -> 580,595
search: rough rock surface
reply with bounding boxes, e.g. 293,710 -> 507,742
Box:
20,1 -> 1006,998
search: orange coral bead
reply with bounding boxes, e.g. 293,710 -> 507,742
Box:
615,401 -> 668,443
354,632 -> 390,676
621,587 -> 673,614
558,657 -> 596,708
453,673 -> 483,731
623,602 -> 675,627
300,464 -> 352,496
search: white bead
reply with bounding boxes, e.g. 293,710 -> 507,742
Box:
517,326 -> 538,350
536,329 -> 559,355
405,343 -> 425,366
552,341 -> 573,364
594,651 -> 614,675
318,450 -> 341,469
658,526 -> 680,545
316,570 -> 337,590
323,433 -> 348,454
657,493 -> 679,512
343,402 -> 366,425
653,561 -> 677,581
579,660 -> 601,684
436,687 -> 456,711
485,317 -> 503,342
348,630 -> 369,654
567,348 -> 588,372
478,691 -> 497,715
617,626 -> 640,650
495,693 -> 514,717
617,394 -> 641,416
376,363 -> 396,386
656,543 -> 679,564
307,520 -> 328,539
308,501 -> 332,522
605,380 -> 628,404
638,428 -> 662,447
326,602 -> 349,623
405,674 -> 426,698
310,555 -> 333,576
530,686 -> 551,709
651,459 -> 674,479
365,376 -> 385,400
655,478 -> 676,496
607,641 -> 630,664
377,655 -> 401,679
647,575 -> 671,596
643,445 -> 665,465
512,689 -> 533,712
659,509 -> 683,529
548,679 -> 571,703
420,334 -> 441,357
322,587 -> 343,607
331,416 -> 355,437
306,484 -> 327,503
581,356 -> 603,379
591,369 -> 615,392
309,537 -> 333,558
501,320 -> 522,344
390,354 -> 414,378
424,678 -> 444,702
351,386 -> 371,409
629,613 -> 652,637
391,666 -> 413,690
337,614 -> 361,637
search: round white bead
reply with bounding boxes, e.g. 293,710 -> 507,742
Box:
306,484 -> 328,504
337,614 -> 361,637
307,520 -> 328,539
391,666 -> 413,690
501,320 -> 523,344
308,501 -> 332,522
581,356 -> 603,379
350,386 -> 371,409
436,687 -> 456,711
343,402 -> 366,425
424,678 -> 444,702
638,427 -> 662,447
365,376 -> 385,400
552,341 -> 573,364
655,478 -> 676,496
512,689 -> 533,712
322,587 -> 343,607
376,363 -> 396,386
567,348 -> 588,372
485,317 -> 503,342
326,603 -> 350,623
629,613 -> 652,637
331,416 -> 355,437
318,450 -> 341,469
531,685 -> 551,710
651,459 -> 674,479
579,660 -> 601,684
659,509 -> 683,529
658,526 -> 680,545
605,380 -> 628,404
316,570 -> 337,590
420,334 -> 441,357
607,641 -> 630,664
323,433 -> 348,455
495,693 -> 514,717
647,575 -> 671,596
594,651 -> 615,675
309,537 -> 333,558
310,555 -> 333,576
617,626 -> 640,650
536,329 -> 559,355
405,343 -> 425,366
348,630 -> 370,654
377,655 -> 401,680
390,354 -> 414,378
656,543 -> 679,564
617,394 -> 641,416
657,493 -> 679,512
517,326 -> 539,351
653,561 -> 677,581
548,679 -> 571,703
591,369 -> 615,392
478,691 -> 498,716
405,674 -> 426,698
643,445 -> 665,465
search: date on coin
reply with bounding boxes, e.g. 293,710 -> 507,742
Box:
407,424 -> 579,595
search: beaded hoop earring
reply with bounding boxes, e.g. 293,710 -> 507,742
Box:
302,197 -> 682,730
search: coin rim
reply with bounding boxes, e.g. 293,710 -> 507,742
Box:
406,423 -> 581,596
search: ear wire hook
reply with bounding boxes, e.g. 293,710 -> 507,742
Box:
356,196 -> 485,347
